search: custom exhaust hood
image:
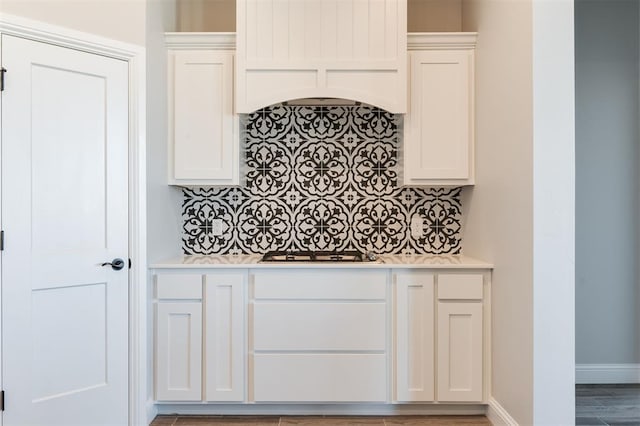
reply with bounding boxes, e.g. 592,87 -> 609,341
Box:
235,0 -> 407,114
283,98 -> 358,107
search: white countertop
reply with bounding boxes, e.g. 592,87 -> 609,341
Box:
151,254 -> 493,269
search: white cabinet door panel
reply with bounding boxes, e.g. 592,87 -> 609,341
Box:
205,273 -> 245,402
253,354 -> 387,402
253,302 -> 386,351
394,272 -> 435,402
404,43 -> 475,186
156,274 -> 203,299
438,274 -> 483,300
168,46 -> 238,186
437,302 -> 483,402
156,302 -> 203,401
252,270 -> 386,300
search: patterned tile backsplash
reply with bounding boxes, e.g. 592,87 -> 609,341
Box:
182,105 -> 462,255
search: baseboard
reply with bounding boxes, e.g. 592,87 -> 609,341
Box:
146,399 -> 158,426
155,403 -> 486,416
486,398 -> 519,426
576,364 -> 640,384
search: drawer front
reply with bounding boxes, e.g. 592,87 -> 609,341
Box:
253,354 -> 386,402
438,274 -> 483,300
253,302 -> 386,351
252,270 -> 386,300
156,274 -> 202,300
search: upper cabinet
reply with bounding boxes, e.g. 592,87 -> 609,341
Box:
166,33 -> 239,186
235,0 -> 407,113
403,33 -> 477,186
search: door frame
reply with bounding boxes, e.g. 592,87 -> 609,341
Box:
0,14 -> 148,426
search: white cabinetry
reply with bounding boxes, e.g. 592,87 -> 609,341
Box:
250,270 -> 388,402
204,272 -> 245,401
436,274 -> 484,402
155,271 -> 246,403
404,33 -> 477,186
235,0 -> 407,113
166,33 -> 239,186
153,266 -> 491,408
393,271 -> 487,403
155,274 -> 203,401
394,271 -> 435,402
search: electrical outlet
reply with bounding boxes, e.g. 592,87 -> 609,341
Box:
410,216 -> 424,238
212,219 -> 224,236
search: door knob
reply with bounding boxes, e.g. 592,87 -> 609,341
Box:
101,258 -> 125,271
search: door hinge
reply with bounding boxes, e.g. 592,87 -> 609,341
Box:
1,68 -> 6,92
1,390 -> 5,411
1,230 -> 4,251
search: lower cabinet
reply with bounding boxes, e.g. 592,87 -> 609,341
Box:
250,270 -> 388,403
436,274 -> 484,402
394,271 -> 487,403
394,271 -> 435,402
155,274 -> 203,401
154,272 -> 245,402
253,353 -> 387,402
154,268 -> 490,406
204,272 -> 245,401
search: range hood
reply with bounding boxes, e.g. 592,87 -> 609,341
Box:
235,0 -> 407,114
283,98 -> 358,107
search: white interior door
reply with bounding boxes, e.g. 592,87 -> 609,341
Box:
1,35 -> 129,426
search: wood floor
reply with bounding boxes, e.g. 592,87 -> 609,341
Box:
576,384 -> 640,426
150,415 -> 492,426
150,384 -> 640,425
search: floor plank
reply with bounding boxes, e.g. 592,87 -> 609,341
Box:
576,384 -> 640,426
280,416 -> 384,425
150,415 -> 492,426
384,416 -> 491,425
173,416 -> 280,426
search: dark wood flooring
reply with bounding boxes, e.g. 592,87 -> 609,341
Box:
150,415 -> 492,426
149,385 -> 640,426
577,384 -> 640,426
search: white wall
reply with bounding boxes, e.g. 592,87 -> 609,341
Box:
145,3 -> 181,265
145,0 -> 181,421
531,0 -> 575,423
461,1 -> 534,423
407,0 -> 462,32
462,0 -> 575,424
0,0 -> 147,45
177,0 -> 234,32
575,0 -> 640,366
176,0 -> 463,32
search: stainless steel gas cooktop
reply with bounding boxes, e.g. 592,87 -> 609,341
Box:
261,250 -> 372,262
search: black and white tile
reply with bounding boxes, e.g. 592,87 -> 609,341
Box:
182,105 -> 463,255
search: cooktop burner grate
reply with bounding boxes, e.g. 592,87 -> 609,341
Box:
261,250 -> 366,262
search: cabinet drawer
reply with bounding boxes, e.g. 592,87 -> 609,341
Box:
438,274 -> 483,300
252,270 -> 386,300
253,302 -> 385,351
156,274 -> 202,300
253,354 -> 386,402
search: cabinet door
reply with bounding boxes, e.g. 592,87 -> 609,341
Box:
404,49 -> 474,185
394,272 -> 435,402
156,302 -> 203,401
437,302 -> 482,402
169,50 -> 238,185
205,273 -> 245,401
253,354 -> 387,402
